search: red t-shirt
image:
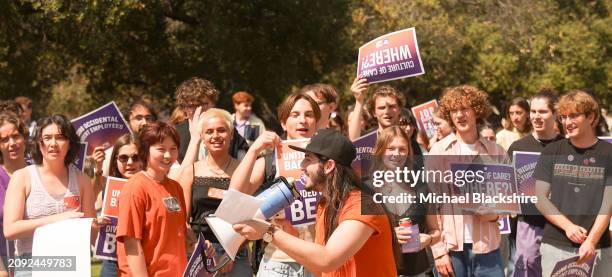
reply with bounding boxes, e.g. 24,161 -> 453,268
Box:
315,189 -> 397,277
116,172 -> 187,277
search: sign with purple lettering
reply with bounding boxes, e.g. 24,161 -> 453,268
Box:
450,163 -> 521,214
276,139 -> 320,226
71,102 -> 131,155
357,28 -> 425,84
72,142 -> 88,171
94,217 -> 118,261
550,256 -> 594,277
513,151 -> 540,197
498,215 -> 511,234
182,233 -> 215,277
599,136 -> 612,143
411,100 -> 438,139
351,131 -> 377,177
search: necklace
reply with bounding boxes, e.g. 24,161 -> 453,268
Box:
206,158 -> 231,176
143,171 -> 166,183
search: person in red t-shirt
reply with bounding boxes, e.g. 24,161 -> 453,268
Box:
115,122 -> 188,277
234,129 -> 398,277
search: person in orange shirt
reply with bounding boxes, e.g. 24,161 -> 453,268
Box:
115,122 -> 188,277
234,129 -> 398,277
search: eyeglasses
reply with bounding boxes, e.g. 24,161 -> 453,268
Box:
557,113 -> 583,122
131,115 -> 155,122
117,154 -> 140,163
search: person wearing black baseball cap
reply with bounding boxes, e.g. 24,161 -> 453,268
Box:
234,128 -> 397,277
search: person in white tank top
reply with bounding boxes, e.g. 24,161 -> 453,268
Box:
3,115 -> 97,276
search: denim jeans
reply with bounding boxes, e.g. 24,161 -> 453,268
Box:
257,257 -> 316,277
447,244 -> 504,277
99,259 -> 118,277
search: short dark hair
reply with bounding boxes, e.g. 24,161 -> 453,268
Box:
137,121 -> 180,168
530,87 -> 558,112
126,98 -> 158,121
32,114 -> 80,166
298,83 -> 339,106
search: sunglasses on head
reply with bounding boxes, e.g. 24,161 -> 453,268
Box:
117,154 -> 140,163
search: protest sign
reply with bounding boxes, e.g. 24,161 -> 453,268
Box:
71,102 -> 131,155
32,218 -> 94,277
94,217 -> 118,261
599,136 -> 612,143
498,216 -> 511,234
450,163 -> 521,214
513,151 -> 540,197
550,256 -> 595,277
94,177 -> 126,261
101,177 -> 127,218
182,233 -> 216,277
357,27 -> 424,83
351,131 -> 377,177
411,100 -> 438,139
275,139 -> 319,226
72,142 -> 88,171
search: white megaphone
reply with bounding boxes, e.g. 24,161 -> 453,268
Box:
204,176 -> 301,271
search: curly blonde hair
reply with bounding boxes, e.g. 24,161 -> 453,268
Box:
556,90 -> 600,127
439,85 -> 491,127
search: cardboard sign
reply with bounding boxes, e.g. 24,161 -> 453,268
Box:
550,256 -> 595,277
275,139 -> 320,226
351,131 -> 377,177
182,233 -> 216,277
357,27 -> 425,83
101,177 -> 127,218
411,100 -> 438,139
71,102 -> 131,155
450,163 -> 521,214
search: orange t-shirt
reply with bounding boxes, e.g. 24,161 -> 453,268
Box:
116,172 -> 187,277
315,189 -> 397,277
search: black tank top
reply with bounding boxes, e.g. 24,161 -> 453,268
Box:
189,175 -> 230,243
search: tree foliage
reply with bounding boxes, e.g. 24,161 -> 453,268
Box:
0,0 -> 610,121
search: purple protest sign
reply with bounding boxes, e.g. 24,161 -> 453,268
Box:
183,233 -> 215,277
72,142 -> 88,172
94,217 -> 118,261
284,176 -> 320,226
599,136 -> 612,143
351,131 -> 377,177
513,151 -> 540,197
71,102 -> 131,155
498,215 -> 511,234
550,256 -> 595,277
450,163 -> 521,214
357,28 -> 425,84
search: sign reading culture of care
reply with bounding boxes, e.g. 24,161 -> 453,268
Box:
94,177 -> 127,261
351,131 -> 377,177
71,101 -> 131,155
450,163 -> 521,214
411,100 -> 438,139
357,27 -> 425,83
275,139 -> 320,226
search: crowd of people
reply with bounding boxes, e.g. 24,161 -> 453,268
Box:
0,76 -> 611,277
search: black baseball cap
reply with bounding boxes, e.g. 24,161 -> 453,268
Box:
289,128 -> 356,167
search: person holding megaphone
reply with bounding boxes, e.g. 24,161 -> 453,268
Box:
233,129 -> 398,277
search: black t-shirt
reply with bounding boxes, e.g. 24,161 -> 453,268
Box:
508,134 -> 564,227
533,139 -> 612,248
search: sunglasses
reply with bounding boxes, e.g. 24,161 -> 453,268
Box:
117,154 -> 140,163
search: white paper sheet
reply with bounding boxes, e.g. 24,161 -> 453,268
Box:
32,218 -> 94,277
214,189 -> 263,224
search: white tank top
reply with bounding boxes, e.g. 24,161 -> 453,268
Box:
14,165 -> 80,256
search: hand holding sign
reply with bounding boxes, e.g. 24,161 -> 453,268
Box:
577,240 -> 596,264
351,77 -> 368,104
251,131 -> 281,155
